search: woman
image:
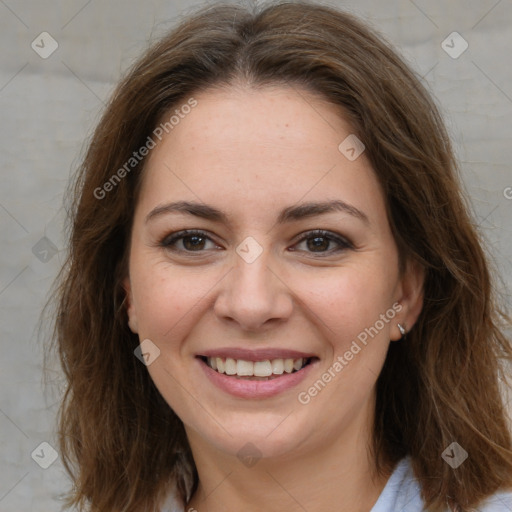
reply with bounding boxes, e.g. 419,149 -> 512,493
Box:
47,1 -> 512,511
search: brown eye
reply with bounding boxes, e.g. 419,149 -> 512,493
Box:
292,230 -> 352,255
160,230 -> 220,253
307,236 -> 330,252
182,234 -> 207,251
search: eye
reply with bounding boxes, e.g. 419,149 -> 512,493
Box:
291,229 -> 352,255
160,230 -> 220,253
159,229 -> 352,256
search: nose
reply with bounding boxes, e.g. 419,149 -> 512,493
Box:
213,248 -> 293,332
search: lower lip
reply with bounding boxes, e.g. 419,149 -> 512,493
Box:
197,357 -> 318,399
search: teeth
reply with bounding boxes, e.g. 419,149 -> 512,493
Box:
254,360 -> 272,377
206,357 -> 308,377
271,359 -> 284,375
236,359 -> 254,376
283,358 -> 294,373
225,358 -> 237,375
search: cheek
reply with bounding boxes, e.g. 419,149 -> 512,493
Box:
130,261 -> 218,343
298,265 -> 396,341
299,271 -> 395,398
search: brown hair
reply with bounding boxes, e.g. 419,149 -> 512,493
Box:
45,1 -> 512,510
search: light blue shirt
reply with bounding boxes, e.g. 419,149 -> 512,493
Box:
371,457 -> 512,512
162,456 -> 512,511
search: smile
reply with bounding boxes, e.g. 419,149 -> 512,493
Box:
202,356 -> 313,380
197,352 -> 319,399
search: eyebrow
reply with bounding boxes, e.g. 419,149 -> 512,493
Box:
145,199 -> 369,226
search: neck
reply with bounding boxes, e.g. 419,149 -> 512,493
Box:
185,404 -> 393,512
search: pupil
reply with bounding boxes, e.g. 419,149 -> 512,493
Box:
185,236 -> 204,250
309,237 -> 328,251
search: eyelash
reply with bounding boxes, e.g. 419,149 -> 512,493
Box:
159,229 -> 353,256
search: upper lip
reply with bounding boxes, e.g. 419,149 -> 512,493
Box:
198,348 -> 318,361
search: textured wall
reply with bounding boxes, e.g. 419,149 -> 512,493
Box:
0,0 -> 511,510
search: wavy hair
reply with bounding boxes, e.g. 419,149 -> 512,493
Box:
45,1 -> 512,510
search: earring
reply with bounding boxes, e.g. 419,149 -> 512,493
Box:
397,323 -> 407,338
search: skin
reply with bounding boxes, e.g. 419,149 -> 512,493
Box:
123,84 -> 424,512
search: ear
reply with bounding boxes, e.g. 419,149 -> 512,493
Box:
123,276 -> 139,334
392,258 -> 425,341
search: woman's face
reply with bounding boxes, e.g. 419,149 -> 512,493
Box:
124,85 -> 423,461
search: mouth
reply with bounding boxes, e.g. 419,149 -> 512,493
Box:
198,356 -> 316,381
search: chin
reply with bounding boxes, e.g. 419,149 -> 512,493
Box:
184,409 -> 319,462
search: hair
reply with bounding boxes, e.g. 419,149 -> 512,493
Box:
45,1 -> 512,511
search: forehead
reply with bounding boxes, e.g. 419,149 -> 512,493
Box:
137,85 -> 387,229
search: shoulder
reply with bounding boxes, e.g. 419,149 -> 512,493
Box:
371,457 -> 423,512
477,489 -> 512,511
158,480 -> 185,512
371,456 -> 512,512
159,493 -> 184,512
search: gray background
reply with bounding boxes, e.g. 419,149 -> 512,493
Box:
1,0 -> 511,510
